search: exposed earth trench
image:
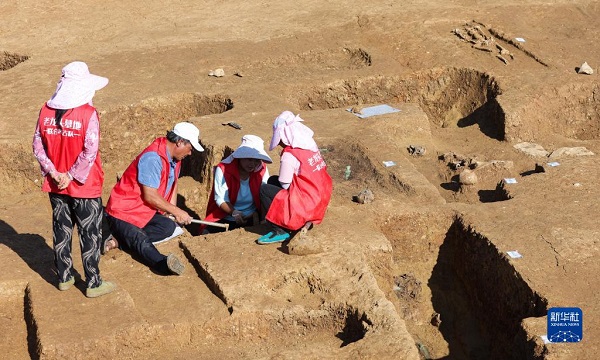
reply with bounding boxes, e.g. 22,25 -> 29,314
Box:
1,1 -> 599,359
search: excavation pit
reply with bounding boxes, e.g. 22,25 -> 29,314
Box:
100,93 -> 233,171
299,68 -> 505,140
381,212 -> 548,359
0,283 -> 31,360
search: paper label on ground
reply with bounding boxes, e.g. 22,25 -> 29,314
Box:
383,161 -> 396,167
504,178 -> 517,184
346,104 -> 401,119
507,250 -> 522,259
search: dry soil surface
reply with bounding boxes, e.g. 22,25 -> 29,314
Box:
1,1 -> 600,359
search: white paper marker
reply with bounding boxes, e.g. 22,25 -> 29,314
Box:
507,250 -> 522,259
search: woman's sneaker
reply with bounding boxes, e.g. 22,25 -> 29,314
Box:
86,281 -> 116,298
58,276 -> 75,291
257,231 -> 290,244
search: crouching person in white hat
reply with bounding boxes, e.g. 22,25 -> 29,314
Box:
32,61 -> 116,298
104,122 -> 203,276
202,135 -> 272,234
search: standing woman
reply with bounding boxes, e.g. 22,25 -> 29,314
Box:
203,135 -> 272,233
32,61 -> 116,298
257,111 -> 333,244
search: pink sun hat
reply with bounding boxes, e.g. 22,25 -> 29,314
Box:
269,111 -> 318,151
47,61 -> 109,110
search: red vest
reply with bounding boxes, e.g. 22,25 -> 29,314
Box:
105,137 -> 180,228
204,159 -> 266,226
38,103 -> 104,198
266,147 -> 332,230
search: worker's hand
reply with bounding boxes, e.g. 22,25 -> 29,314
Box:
58,173 -> 73,190
51,171 -> 71,190
231,210 -> 245,225
172,208 -> 192,225
50,171 -> 62,185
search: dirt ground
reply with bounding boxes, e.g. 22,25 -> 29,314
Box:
1,0 -> 599,359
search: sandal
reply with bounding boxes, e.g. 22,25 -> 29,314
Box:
101,236 -> 119,255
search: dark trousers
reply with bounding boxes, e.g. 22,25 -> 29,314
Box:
260,176 -> 293,233
260,175 -> 284,214
49,193 -> 103,288
106,213 -> 176,270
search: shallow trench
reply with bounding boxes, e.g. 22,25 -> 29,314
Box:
100,92 -> 233,171
381,212 -> 548,359
297,67 -> 505,141
15,252 -> 372,359
181,241 -> 371,348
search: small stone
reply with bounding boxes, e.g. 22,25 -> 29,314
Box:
222,122 -> 242,130
209,68 -> 225,77
431,312 -> 442,327
459,169 -> 478,185
393,273 -> 422,301
407,145 -> 426,156
549,146 -> 594,158
288,229 -> 323,256
513,142 -> 550,157
577,62 -> 594,75
353,189 -> 374,204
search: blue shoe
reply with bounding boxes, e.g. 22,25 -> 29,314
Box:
257,232 -> 274,242
257,231 -> 290,244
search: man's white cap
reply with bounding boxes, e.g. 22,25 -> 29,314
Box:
173,122 -> 204,151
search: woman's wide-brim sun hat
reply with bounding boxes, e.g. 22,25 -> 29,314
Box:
47,61 -> 109,110
232,135 -> 272,163
269,111 -> 318,152
269,111 -> 300,151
